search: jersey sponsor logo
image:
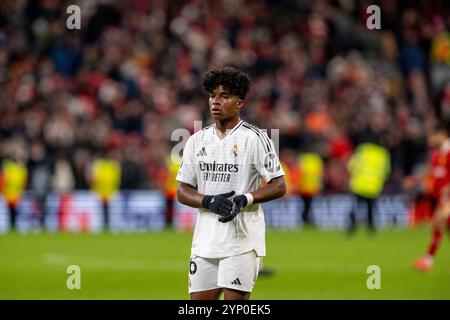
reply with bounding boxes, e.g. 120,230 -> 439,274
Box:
203,172 -> 232,182
199,161 -> 239,173
263,152 -> 281,173
199,161 -> 239,183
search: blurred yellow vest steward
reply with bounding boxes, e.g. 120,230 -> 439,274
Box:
1,159 -> 28,206
91,159 -> 121,201
348,143 -> 391,199
431,30 -> 450,64
298,153 -> 324,196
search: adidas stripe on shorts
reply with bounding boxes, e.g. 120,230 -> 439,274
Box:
188,250 -> 261,293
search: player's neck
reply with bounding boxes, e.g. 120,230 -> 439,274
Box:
214,117 -> 240,138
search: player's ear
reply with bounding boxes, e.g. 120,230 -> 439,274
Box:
237,99 -> 244,110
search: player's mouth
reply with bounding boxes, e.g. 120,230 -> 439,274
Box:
211,108 -> 222,115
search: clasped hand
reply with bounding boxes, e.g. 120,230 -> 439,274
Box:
201,191 -> 248,223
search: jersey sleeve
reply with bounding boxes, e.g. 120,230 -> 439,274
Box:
176,135 -> 197,187
253,130 -> 285,183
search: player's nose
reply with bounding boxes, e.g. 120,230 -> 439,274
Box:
211,100 -> 222,109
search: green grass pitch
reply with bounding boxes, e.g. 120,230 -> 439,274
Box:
0,228 -> 449,299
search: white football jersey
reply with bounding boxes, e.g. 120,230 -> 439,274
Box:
176,119 -> 285,258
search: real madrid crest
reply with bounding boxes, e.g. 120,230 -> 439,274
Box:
231,144 -> 238,158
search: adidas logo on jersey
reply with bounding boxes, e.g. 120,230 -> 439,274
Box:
231,278 -> 241,286
196,147 -> 207,157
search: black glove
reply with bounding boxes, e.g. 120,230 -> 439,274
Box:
219,194 -> 248,223
202,191 -> 235,217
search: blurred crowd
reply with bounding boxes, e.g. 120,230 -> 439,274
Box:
1,0 -> 450,199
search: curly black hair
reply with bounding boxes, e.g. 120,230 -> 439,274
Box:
201,67 -> 251,100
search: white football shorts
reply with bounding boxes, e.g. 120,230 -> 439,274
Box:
188,250 -> 261,293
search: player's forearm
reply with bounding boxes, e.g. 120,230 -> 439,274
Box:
177,182 -> 204,208
250,176 -> 286,204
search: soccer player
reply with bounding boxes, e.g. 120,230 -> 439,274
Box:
176,67 -> 286,300
413,123 -> 450,271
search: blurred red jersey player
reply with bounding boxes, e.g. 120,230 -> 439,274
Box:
413,122 -> 450,272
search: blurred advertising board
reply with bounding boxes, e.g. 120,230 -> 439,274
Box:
0,191 -> 165,233
0,192 -> 409,233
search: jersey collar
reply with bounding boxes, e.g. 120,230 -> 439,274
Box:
213,119 -> 244,140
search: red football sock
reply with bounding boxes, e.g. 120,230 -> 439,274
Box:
428,229 -> 443,256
